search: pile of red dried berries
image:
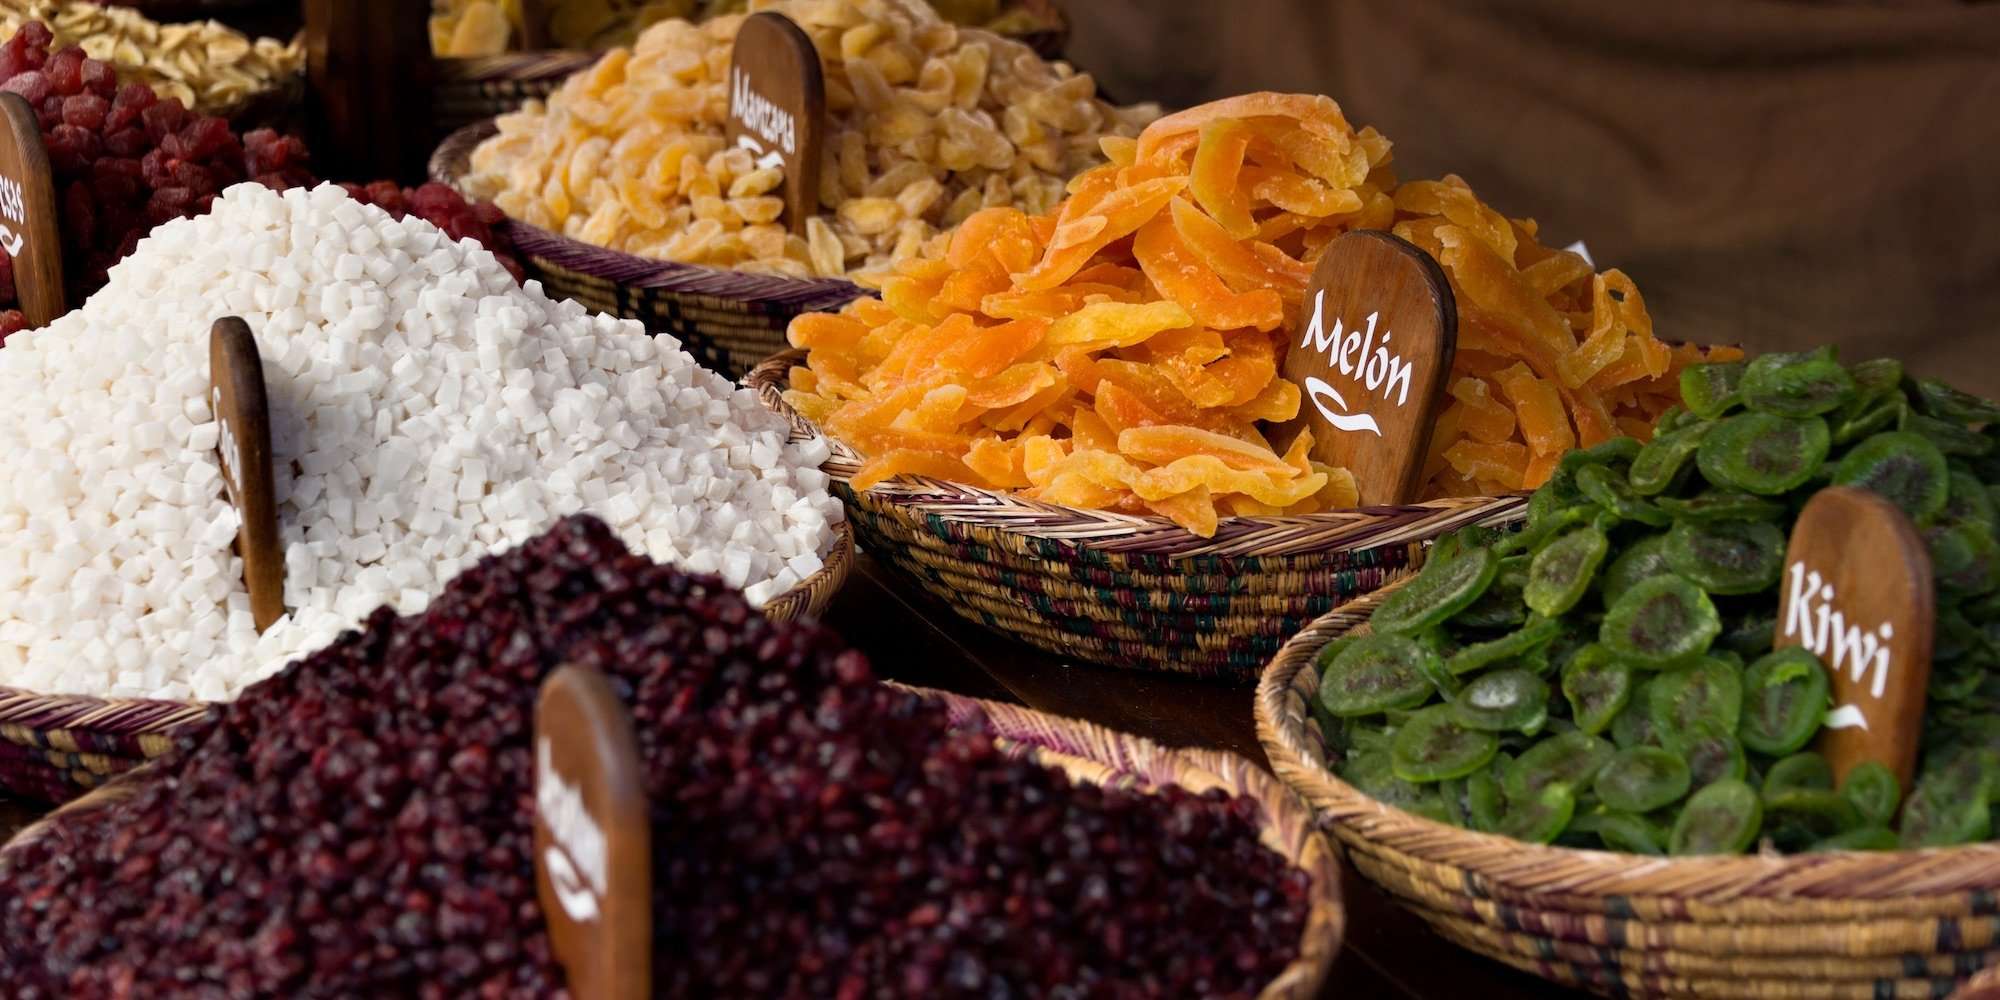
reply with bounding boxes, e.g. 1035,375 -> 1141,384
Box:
0,515 -> 1310,998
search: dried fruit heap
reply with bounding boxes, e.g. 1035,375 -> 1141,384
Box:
0,515 -> 1312,997
1316,352 -> 2000,853
0,0 -> 304,114
784,92 -> 1728,535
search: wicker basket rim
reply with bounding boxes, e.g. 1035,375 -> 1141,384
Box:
748,348 -> 1528,559
430,120 -> 866,312
1255,574 -> 2000,904
3,683 -> 1341,1000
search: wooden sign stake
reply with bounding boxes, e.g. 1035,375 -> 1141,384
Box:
209,317 -> 285,632
725,11 -> 826,236
0,91 -> 64,327
534,664 -> 652,1000
1275,229 -> 1457,506
1775,486 -> 1936,788
303,0 -> 435,183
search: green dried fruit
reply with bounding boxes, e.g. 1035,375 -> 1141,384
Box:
1944,470 -> 1999,531
1929,521 -> 2000,596
1453,556 -> 1530,629
1830,430 -> 1949,523
1318,634 -> 1438,717
1392,705 -> 1501,783
1680,361 -> 1746,419
1903,412 -> 1994,458
1664,519 -> 1785,596
1576,463 -> 1670,527
1506,731 -> 1614,802
1649,657 -> 1744,741
1496,783 -> 1577,844
1740,347 -> 1856,418
1680,721 -> 1748,787
1656,490 -> 1787,525
1451,669 -> 1550,734
1561,644 -> 1635,736
1762,752 -> 1834,796
1599,533 -> 1673,609
1525,526 -> 1610,617
1716,609 -> 1777,659
1839,760 -> 1900,827
1629,423 -> 1712,497
1571,811 -> 1667,855
1466,754 -> 1509,831
1739,647 -> 1830,756
1594,746 -> 1692,813
1669,779 -> 1763,855
1371,546 -> 1499,636
1610,696 -> 1661,749
1697,412 -> 1831,496
1340,751 -> 1448,822
1762,789 -> 1862,850
1809,826 -> 1898,852
1914,377 -> 2000,425
1831,395 -> 1907,447
1600,574 -> 1721,669
1445,616 -> 1562,676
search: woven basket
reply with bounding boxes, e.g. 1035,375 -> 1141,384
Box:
430,120 -> 867,378
430,51 -> 599,143
749,349 -> 1529,681
1256,577 -> 2000,1000
2,684 -> 1341,999
0,391 -> 856,806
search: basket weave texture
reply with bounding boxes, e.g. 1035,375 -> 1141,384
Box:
430,51 -> 598,143
431,120 -> 867,378
0,390 -> 856,804
1256,577 -> 2000,1000
3,684 -> 1341,999
750,349 -> 1528,680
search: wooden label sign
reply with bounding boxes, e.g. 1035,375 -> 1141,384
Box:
725,11 -> 825,236
1276,229 -> 1457,506
0,91 -> 63,327
209,317 -> 285,633
1776,486 -> 1936,788
534,664 -> 652,1000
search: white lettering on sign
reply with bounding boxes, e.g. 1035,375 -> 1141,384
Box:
1783,560 -> 1895,729
1297,290 -> 1415,437
211,386 -> 240,494
537,736 -> 609,923
0,175 -> 22,225
731,66 -> 794,165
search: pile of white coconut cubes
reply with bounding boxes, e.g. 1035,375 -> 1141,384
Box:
0,183 -> 841,701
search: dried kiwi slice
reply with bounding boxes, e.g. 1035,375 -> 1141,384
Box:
1370,547 -> 1499,636
1505,731 -> 1614,801
1451,669 -> 1550,734
1680,721 -> 1747,787
1340,751 -> 1448,822
1847,357 -> 1904,400
1762,789 -> 1861,851
1762,751 -> 1834,796
1839,760 -> 1901,827
1562,644 -> 1635,736
1928,521 -> 2000,596
1571,811 -> 1667,855
1914,377 -> 2000,425
1594,746 -> 1692,813
1446,616 -> 1562,676
1740,347 -> 1856,418
1664,519 -> 1785,596
1944,470 -> 1999,530
1610,696 -> 1662,749
1831,395 -> 1907,447
1899,750 -> 1998,848
1454,556 -> 1530,629
1576,464 -> 1670,527
1903,412 -> 1994,458
1599,533 -> 1673,609
1600,575 -> 1721,669
1412,631 -> 1465,698
1680,361 -> 1746,419
1830,430 -> 1949,523
1560,435 -> 1643,473
1525,526 -> 1610,617
1318,634 -> 1438,717
1466,754 -> 1509,832
1669,778 -> 1763,855
1392,705 -> 1501,783
1496,783 -> 1577,844
1648,657 -> 1744,743
1716,609 -> 1777,659
1739,647 -> 1831,756
1696,412 -> 1831,496
1629,423 -> 1711,496
1809,826 -> 1898,852
1655,491 -> 1787,524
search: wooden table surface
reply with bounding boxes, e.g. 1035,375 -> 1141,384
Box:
0,553 -> 1577,999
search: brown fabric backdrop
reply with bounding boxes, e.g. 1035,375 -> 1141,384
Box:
1065,0 -> 2000,397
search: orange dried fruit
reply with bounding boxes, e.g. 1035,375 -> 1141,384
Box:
934,317 -> 1050,379
1190,119 -> 1259,239
851,450 -> 978,491
1132,216 -> 1285,332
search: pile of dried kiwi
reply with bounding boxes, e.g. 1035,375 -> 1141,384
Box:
1313,348 -> 2000,854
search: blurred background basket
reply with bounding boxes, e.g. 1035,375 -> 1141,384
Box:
2,681 -> 1342,1000
1256,581 -> 2000,1000
750,349 -> 1529,681
430,50 -> 598,144
432,120 -> 867,377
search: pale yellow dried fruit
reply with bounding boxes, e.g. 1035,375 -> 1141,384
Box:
0,0 -> 303,114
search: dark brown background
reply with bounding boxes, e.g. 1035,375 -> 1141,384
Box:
1066,0 -> 2000,397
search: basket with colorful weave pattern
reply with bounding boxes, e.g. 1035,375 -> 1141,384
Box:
431,119 -> 867,378
1257,582 -> 2000,1000
751,348 -> 1528,680
430,50 -> 599,144
1,682 -> 1342,999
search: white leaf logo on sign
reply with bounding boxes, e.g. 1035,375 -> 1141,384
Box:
1782,561 -> 1895,731
536,736 -> 609,924
1298,290 -> 1415,438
